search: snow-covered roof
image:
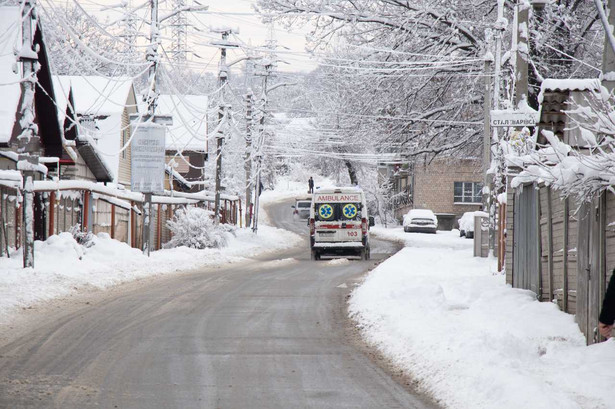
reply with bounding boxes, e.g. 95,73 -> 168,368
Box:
541,78 -> 601,94
0,7 -> 30,144
155,94 -> 208,152
53,76 -> 138,182
54,76 -> 136,117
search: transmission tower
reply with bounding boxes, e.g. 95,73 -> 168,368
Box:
120,0 -> 138,74
171,0 -> 188,63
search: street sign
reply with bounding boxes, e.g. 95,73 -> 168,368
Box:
131,123 -> 166,193
490,110 -> 539,127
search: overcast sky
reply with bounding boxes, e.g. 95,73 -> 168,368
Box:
66,0 -> 318,74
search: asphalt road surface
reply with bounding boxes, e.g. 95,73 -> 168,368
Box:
0,200 -> 438,409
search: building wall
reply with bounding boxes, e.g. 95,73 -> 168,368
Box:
60,154 -> 97,182
413,157 -> 483,216
117,108 -> 132,187
117,89 -> 138,187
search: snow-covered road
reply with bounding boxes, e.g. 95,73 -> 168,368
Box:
350,227 -> 615,409
0,190 -> 435,409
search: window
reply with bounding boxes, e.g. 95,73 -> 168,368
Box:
454,182 -> 483,204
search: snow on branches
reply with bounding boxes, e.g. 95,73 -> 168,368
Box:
508,84 -> 615,202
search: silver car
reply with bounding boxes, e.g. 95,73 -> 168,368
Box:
292,199 -> 311,220
403,209 -> 438,233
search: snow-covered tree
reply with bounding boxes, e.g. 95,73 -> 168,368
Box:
256,0 -> 489,183
166,206 -> 235,249
508,84 -> 615,202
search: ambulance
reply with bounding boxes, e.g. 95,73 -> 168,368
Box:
309,187 -> 374,260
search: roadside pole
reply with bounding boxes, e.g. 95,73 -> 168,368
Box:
483,54 -> 492,209
252,62 -> 270,234
514,1 -> 529,106
211,28 -> 239,225
597,0 -> 615,89
489,0 -> 506,259
245,91 -> 254,228
141,0 -> 160,256
250,59 -> 295,234
18,0 -> 41,268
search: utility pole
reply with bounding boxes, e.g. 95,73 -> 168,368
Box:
18,0 -> 41,268
245,90 -> 254,228
252,60 -> 271,234
513,1 -> 530,107
140,0 -> 161,257
597,0 -> 615,90
488,0 -> 506,259
250,56 -> 295,234
483,53 -> 492,208
211,28 -> 239,225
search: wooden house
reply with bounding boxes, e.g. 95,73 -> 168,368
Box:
0,5 -> 64,248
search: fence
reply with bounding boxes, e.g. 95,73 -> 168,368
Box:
0,178 -> 241,257
507,181 -> 614,344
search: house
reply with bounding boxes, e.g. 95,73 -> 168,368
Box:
0,5 -> 64,248
52,78 -> 113,183
155,94 -> 208,192
381,155 -> 483,229
504,78 -> 614,344
51,76 -> 142,242
53,76 -> 139,187
0,7 -> 63,161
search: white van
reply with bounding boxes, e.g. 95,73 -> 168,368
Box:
309,187 -> 374,260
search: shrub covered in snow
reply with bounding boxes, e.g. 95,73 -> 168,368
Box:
69,224 -> 95,248
165,206 -> 235,249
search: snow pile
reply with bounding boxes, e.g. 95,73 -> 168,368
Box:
350,230 -> 615,409
165,207 -> 234,249
0,224 -> 301,326
326,258 -> 350,266
370,226 -> 471,251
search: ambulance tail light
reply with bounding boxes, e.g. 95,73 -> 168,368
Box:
309,218 -> 315,235
361,218 -> 368,235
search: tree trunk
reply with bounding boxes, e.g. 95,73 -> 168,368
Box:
345,160 -> 358,185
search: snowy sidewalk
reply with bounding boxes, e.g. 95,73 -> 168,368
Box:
350,227 -> 615,409
0,225 -> 301,329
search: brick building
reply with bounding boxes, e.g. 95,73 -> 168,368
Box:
387,156 -> 483,229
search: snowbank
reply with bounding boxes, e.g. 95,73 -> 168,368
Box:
350,229 -> 615,409
0,225 -> 301,326
371,226 -> 471,252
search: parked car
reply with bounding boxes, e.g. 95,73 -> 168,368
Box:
403,209 -> 438,233
458,211 -> 488,239
292,198 -> 312,220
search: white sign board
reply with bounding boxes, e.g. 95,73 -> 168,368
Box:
131,123 -> 166,193
314,194 -> 362,203
490,110 -> 539,127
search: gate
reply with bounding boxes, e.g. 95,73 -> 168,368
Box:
513,184 -> 541,295
577,194 -> 606,344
